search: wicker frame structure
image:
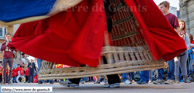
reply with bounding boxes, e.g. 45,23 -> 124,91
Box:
38,0 -> 165,80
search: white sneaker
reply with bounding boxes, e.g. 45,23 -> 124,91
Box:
124,80 -> 132,85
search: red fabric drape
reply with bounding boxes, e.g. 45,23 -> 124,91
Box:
124,0 -> 186,61
10,0 -> 106,67
10,0 -> 186,67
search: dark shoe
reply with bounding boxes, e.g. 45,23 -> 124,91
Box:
38,81 -> 43,84
67,83 -> 79,88
190,75 -> 194,82
8,81 -> 12,85
183,75 -> 191,83
104,83 -> 120,88
50,81 -> 54,84
59,80 -> 79,88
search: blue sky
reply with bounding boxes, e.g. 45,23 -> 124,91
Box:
153,0 -> 179,9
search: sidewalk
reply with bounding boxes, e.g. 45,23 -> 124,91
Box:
0,82 -> 193,93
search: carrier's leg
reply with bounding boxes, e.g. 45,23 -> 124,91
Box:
103,56 -> 121,88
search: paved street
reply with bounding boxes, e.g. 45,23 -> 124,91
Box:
1,82 -> 194,93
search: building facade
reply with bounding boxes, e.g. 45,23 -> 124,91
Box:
180,0 -> 194,34
170,6 -> 178,16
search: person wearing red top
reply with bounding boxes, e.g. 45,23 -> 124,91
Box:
190,40 -> 194,44
0,33 -> 16,84
28,59 -> 37,83
191,40 -> 194,44
153,1 -> 180,85
15,64 -> 21,76
188,34 -> 194,81
19,67 -> 25,76
189,34 -> 194,44
25,68 -> 29,83
12,68 -> 17,83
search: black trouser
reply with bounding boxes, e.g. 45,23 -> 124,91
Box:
104,17 -> 120,84
69,56 -> 120,84
25,76 -> 29,83
3,58 -> 13,83
69,78 -> 81,84
103,56 -> 120,84
29,75 -> 33,83
107,18 -> 112,33
29,70 -> 34,83
69,75 -> 120,85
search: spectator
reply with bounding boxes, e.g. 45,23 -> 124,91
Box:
25,67 -> 29,83
153,1 -> 179,84
19,65 -> 25,76
188,34 -> 194,81
122,73 -> 130,85
137,71 -> 150,84
28,58 -> 37,83
21,54 -> 29,70
15,64 -> 20,72
173,20 -> 191,83
0,33 -> 16,84
12,68 -> 17,83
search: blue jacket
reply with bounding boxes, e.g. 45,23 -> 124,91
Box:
188,48 -> 194,59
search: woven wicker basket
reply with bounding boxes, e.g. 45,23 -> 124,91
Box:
38,0 -> 165,80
